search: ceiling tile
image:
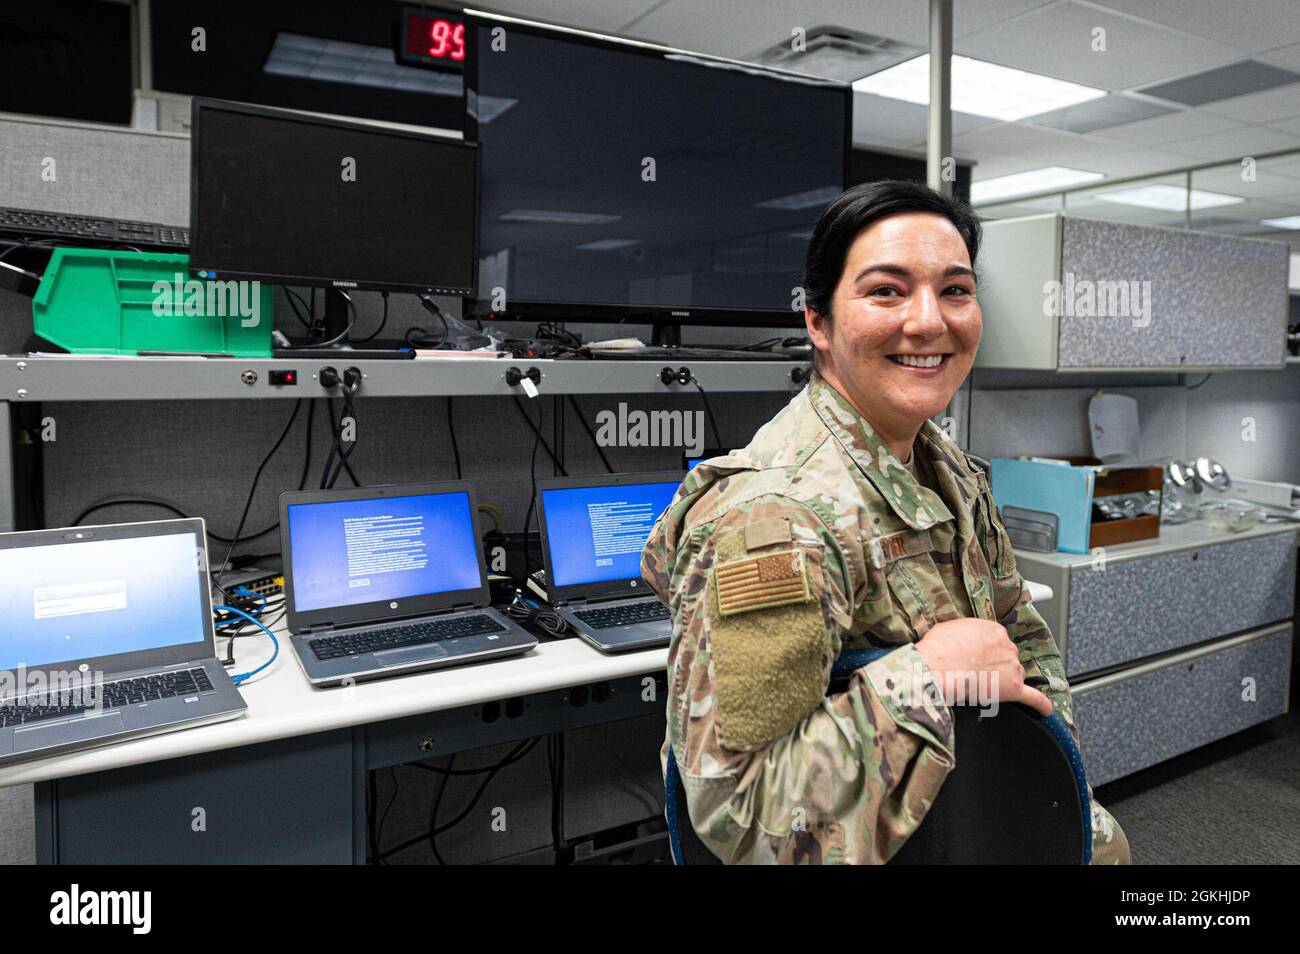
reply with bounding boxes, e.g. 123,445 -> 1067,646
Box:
477,0 -> 665,34
1266,115 -> 1300,136
1261,41 -> 1300,72
1026,94 -> 1175,134
954,0 -> 1239,91
853,93 -> 998,148
619,0 -> 1057,62
1196,83 -> 1300,123
1138,60 -> 1300,107
1094,108 -> 1242,146
1089,1 -> 1300,56
1160,124 -> 1300,160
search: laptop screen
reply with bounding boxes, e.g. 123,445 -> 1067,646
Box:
0,531 -> 208,670
541,480 -> 679,588
286,491 -> 481,613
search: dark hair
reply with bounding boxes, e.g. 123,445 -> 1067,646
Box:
803,179 -> 982,336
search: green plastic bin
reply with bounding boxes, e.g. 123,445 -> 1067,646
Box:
31,247 -> 273,357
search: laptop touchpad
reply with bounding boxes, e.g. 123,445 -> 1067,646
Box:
13,711 -> 125,751
376,644 -> 448,666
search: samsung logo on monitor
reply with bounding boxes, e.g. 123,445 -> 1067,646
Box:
332,280 -> 358,288
670,310 -> 690,317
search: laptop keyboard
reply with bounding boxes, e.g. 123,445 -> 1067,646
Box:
573,601 -> 670,630
0,667 -> 214,729
309,614 -> 507,660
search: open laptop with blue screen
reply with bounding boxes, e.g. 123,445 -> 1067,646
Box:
279,482 -> 536,686
0,519 -> 246,766
536,472 -> 682,653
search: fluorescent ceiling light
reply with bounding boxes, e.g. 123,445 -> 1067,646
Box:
971,166 -> 1104,204
1260,215 -> 1300,229
575,239 -> 640,251
499,209 -> 621,224
263,32 -> 461,95
1094,184 -> 1244,211
756,185 -> 842,211
853,54 -> 1106,121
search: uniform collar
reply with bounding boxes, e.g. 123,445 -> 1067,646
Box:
808,373 -> 955,531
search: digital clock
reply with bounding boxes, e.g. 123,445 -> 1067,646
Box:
400,8 -> 466,69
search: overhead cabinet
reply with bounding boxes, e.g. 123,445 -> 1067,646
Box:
975,214 -> 1290,371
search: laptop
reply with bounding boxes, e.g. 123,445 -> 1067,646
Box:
536,472 -> 682,653
0,519 -> 247,767
279,482 -> 537,686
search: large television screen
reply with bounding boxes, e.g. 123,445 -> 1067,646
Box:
465,13 -> 850,325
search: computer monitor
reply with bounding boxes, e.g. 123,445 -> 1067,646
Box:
189,98 -> 478,353
0,520 -> 212,672
281,484 -> 486,619
464,11 -> 850,334
536,473 -> 682,596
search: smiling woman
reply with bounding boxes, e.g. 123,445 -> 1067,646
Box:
803,181 -> 983,463
641,180 -> 1131,866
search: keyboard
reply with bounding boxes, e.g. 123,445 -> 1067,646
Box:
573,601 -> 671,629
0,667 -> 214,729
0,206 -> 189,250
309,614 -> 506,660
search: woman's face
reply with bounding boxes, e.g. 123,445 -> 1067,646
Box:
805,211 -> 981,442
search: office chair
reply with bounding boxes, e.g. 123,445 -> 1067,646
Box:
665,647 -> 1092,865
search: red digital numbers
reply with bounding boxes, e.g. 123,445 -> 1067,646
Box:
406,13 -> 464,63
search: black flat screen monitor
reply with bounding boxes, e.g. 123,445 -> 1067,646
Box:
190,98 -> 478,296
465,13 -> 850,327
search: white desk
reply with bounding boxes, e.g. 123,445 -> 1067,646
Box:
11,580 -> 1054,863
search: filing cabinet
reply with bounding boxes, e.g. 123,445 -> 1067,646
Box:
975,214 -> 1290,372
1018,522 -> 1297,783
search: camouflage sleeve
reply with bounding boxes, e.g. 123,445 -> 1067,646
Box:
973,469 -> 1076,734
661,495 -> 955,864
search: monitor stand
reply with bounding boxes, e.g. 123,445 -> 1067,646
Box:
275,289 -> 415,360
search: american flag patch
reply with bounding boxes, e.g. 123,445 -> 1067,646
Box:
713,548 -> 811,617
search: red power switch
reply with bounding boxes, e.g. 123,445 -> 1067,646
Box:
269,369 -> 298,386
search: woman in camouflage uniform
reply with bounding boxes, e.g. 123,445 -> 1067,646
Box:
642,180 -> 1130,865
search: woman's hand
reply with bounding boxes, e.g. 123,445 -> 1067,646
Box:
914,618 -> 1054,717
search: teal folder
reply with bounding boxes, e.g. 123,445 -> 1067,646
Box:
989,458 -> 1096,554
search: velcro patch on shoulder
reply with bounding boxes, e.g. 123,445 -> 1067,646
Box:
867,529 -> 933,569
714,548 -> 811,617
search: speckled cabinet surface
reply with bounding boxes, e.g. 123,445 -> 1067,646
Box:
1073,625 -> 1292,787
1058,217 -> 1289,370
1065,530 -> 1297,677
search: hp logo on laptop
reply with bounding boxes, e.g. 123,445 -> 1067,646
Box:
390,602 -> 398,609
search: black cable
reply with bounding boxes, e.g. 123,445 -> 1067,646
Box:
523,407 -> 543,573
547,734 -> 567,864
367,771 -> 380,864
282,287 -> 316,331
512,396 -> 567,476
320,393 -> 360,489
1186,372 -> 1213,390
354,291 -> 389,344
566,395 -> 614,474
375,737 -> 539,862
429,753 -> 455,865
405,294 -> 450,349
447,397 -> 463,480
283,291 -> 356,349
373,767 -> 398,865
70,499 -> 279,545
690,379 -> 723,449
216,400 -> 302,585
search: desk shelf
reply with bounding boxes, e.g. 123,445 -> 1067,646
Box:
0,355 -> 806,402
